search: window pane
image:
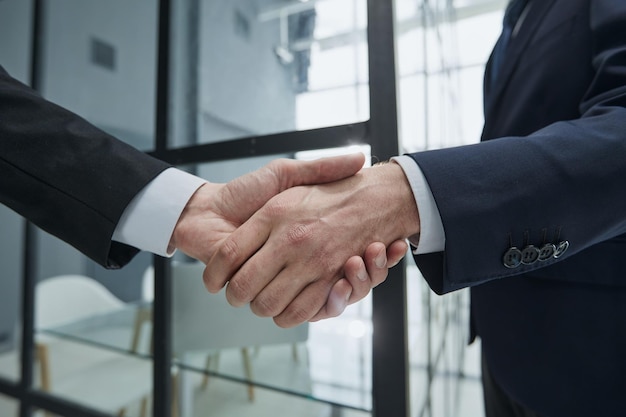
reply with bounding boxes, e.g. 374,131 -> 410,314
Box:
396,2 -> 504,417
457,9 -> 504,68
398,74 -> 427,153
297,85 -> 369,130
0,208 -> 22,383
170,0 -> 369,147
0,394 -> 18,417
0,0 -> 33,83
41,0 -> 158,151
457,65 -> 487,146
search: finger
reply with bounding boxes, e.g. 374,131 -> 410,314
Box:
220,242 -> 290,307
273,277 -> 340,328
203,213 -> 273,295
220,206 -> 318,306
274,153 -> 366,190
387,239 -> 409,268
363,242 -> 389,289
308,279 -> 352,322
343,255 -> 372,304
218,153 -> 365,223
247,264 -> 318,317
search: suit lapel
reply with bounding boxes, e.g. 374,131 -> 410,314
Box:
485,0 -> 557,115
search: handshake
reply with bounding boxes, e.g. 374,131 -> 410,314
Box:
170,153 -> 420,328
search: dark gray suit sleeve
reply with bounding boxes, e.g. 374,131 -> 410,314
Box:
0,66 -> 170,268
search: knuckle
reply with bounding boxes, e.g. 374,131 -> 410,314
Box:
266,158 -> 292,188
216,237 -> 241,265
282,304 -> 312,326
226,277 -> 253,305
349,284 -> 366,302
286,223 -> 313,245
263,198 -> 288,218
250,294 -> 280,317
273,316 -> 291,329
267,158 -> 287,170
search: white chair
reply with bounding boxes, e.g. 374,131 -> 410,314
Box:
35,275 -> 152,417
144,262 -> 309,417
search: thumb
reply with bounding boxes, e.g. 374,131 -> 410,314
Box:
219,153 -> 366,222
280,152 -> 366,189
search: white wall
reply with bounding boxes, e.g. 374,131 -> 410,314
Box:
199,0 -> 297,143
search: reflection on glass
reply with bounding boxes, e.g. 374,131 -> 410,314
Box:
406,265 -> 429,415
0,394 -> 18,417
308,301 -> 373,409
295,143 -> 371,165
41,0 -> 158,151
33,231 -> 152,416
191,379 -> 371,417
395,1 -> 503,154
296,84 -> 369,131
0,207 -> 23,382
171,0 -> 369,146
169,261 -> 374,412
396,2 -> 502,416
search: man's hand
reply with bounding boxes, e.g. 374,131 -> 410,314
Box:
204,162 -> 420,327
170,153 -> 367,264
169,154 -> 407,321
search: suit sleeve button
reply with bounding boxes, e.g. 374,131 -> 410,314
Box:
521,245 -> 540,265
538,243 -> 556,261
554,240 -> 569,258
503,247 -> 522,268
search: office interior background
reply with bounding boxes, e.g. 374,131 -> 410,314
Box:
0,0 -> 506,416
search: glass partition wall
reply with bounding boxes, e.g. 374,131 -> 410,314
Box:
0,0 -> 31,415
396,1 -> 504,417
0,0 -> 505,416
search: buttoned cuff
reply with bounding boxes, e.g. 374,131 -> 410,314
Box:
112,168 -> 207,257
391,156 -> 445,254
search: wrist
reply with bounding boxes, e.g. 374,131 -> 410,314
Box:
169,183 -> 217,255
355,162 -> 420,243
374,162 -> 421,239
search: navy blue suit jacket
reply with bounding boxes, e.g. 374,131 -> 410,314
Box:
0,67 -> 169,268
410,1 -> 626,415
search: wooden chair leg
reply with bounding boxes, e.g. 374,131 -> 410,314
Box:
171,372 -> 179,417
240,348 -> 254,402
35,343 -> 54,417
200,354 -> 212,390
130,307 -> 153,354
35,343 -> 51,391
200,352 -> 221,391
139,396 -> 149,417
292,343 -> 300,363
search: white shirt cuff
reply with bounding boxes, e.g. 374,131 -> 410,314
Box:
112,168 -> 207,257
391,156 -> 445,254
